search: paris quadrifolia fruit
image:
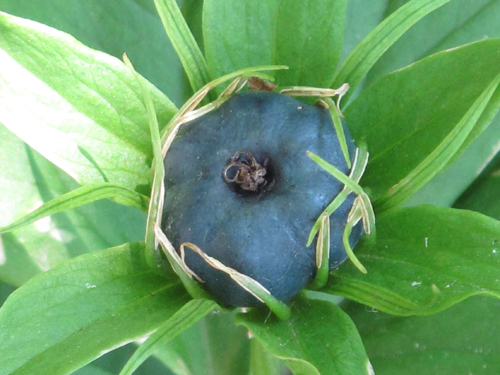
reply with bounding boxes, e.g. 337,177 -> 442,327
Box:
156,67 -> 375,313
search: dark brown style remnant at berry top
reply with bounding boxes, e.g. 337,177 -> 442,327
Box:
223,151 -> 268,192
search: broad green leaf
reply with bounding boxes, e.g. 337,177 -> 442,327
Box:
0,126 -> 146,285
333,0 -> 451,96
237,297 -> 371,375
381,73 -> 500,210
249,339 -> 282,375
376,2 -> 500,162
367,1 -> 500,208
0,232 -> 59,287
75,342 -> 175,375
345,39 -> 500,211
455,152 -> 500,220
405,114 -> 500,207
0,183 -> 149,235
154,0 -> 210,93
23,146 -> 147,262
0,11 -> 177,193
0,242 -> 190,375
324,205 -> 500,316
0,0 -> 185,105
74,365 -> 114,375
273,0 -> 346,87
340,0 -> 387,63
203,0 -> 280,81
348,296 -> 500,374
120,299 -> 219,375
204,0 -> 346,88
0,281 -> 15,306
154,310 -> 251,375
0,124 -> 70,285
367,0 -> 500,86
0,125 -> 49,228
66,199 -> 147,257
182,0 -> 205,51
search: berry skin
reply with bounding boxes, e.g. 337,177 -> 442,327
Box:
162,92 -> 362,307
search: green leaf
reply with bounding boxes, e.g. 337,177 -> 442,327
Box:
74,365 -> 115,375
405,114 -> 500,207
65,198 -> 147,258
182,0 -> 205,52
237,297 -> 371,375
455,152 -> 500,220
333,0 -> 452,96
0,130 -> 146,287
0,125 -> 46,229
345,39 -> 500,211
204,0 -> 346,88
0,124 -> 72,285
0,281 -> 15,306
123,53 -> 166,274
202,0 -> 280,82
249,338 -> 282,375
0,0 -> 185,105
365,1 -> 500,208
120,299 -> 218,375
0,183 -> 149,235
0,232 -> 44,287
381,73 -> 500,210
154,310 -> 251,375
273,0 -> 347,87
0,242 -> 190,374
0,11 -> 177,193
20,144 -> 148,264
340,0 -> 387,63
348,296 -> 500,374
367,0 -> 500,87
154,0 -> 210,92
324,205 -> 500,316
75,342 -> 174,375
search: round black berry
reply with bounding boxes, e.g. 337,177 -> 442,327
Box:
162,92 -> 362,307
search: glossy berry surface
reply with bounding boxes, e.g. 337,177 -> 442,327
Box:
162,92 -> 362,307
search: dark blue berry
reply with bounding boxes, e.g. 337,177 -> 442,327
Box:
162,92 -> 362,307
